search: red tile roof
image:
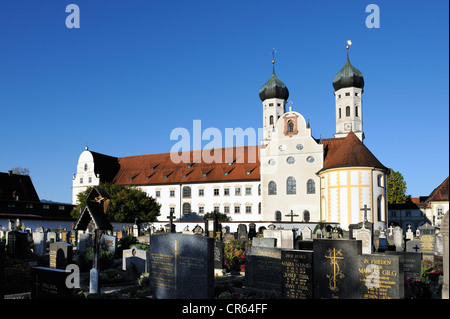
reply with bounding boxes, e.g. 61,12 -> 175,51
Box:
319,131 -> 388,173
426,176 -> 449,202
112,145 -> 260,185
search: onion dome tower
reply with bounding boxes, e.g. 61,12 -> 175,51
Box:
333,42 -> 365,141
260,50 -> 289,143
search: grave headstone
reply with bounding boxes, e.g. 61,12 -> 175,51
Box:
60,230 -> 69,243
418,223 -> 435,256
405,225 -> 414,241
377,230 -> 388,252
237,224 -> 248,242
47,232 -> 57,244
223,233 -> 235,243
357,254 -> 404,299
385,251 -> 422,280
393,226 -> 404,251
193,224 -> 204,236
248,223 -> 257,241
435,232 -> 443,256
406,239 -> 421,253
281,249 -> 314,299
7,230 -> 28,258
302,227 -> 312,240
100,234 -> 117,254
123,246 -> 150,275
49,242 -> 73,269
263,229 -> 294,249
77,233 -> 93,252
252,237 -> 277,248
31,266 -> 72,299
214,241 -> 225,276
313,239 -> 362,299
245,246 -> 282,296
150,233 -> 214,299
355,226 -> 372,254
204,212 -> 219,239
33,230 -> 47,256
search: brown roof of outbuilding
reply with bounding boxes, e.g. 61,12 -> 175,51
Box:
0,171 -> 40,201
319,131 -> 388,173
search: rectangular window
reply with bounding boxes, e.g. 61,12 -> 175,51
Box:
224,206 -> 230,214
43,205 -> 50,210
214,188 -> 219,196
345,92 -> 350,96
199,189 -> 204,196
155,190 -> 161,198
170,190 -> 175,197
246,206 -> 252,213
58,206 -> 65,211
214,206 -> 220,213
235,187 -> 241,196
224,188 -> 230,196
170,207 -> 175,214
80,178 -> 83,184
199,206 -> 204,214
88,177 -> 92,183
245,187 -> 252,195
234,206 -> 240,214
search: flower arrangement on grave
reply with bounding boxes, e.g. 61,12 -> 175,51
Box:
224,239 -> 250,271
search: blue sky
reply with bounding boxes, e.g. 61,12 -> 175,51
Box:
0,0 -> 448,203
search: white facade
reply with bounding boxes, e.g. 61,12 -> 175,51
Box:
72,148 -> 101,204
260,108 -> 323,223
138,181 -> 262,222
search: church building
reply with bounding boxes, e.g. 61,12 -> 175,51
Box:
72,47 -> 389,232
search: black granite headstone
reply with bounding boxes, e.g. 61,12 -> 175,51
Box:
149,233 -> 214,299
385,251 -> 422,279
7,230 -> 28,258
281,249 -> 314,299
237,224 -> 248,242
31,266 -> 72,299
313,239 -> 362,299
245,246 -> 281,296
357,254 -> 404,299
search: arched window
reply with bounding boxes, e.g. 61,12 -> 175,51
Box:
287,176 -> 296,194
275,210 -> 282,221
303,210 -> 310,222
377,195 -> 384,221
269,115 -> 274,125
287,119 -> 294,133
307,179 -> 315,194
268,181 -> 277,195
182,186 -> 191,198
182,202 -> 191,215
346,106 -> 350,117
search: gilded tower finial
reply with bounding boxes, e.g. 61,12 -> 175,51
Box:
272,48 -> 276,64
346,39 -> 352,50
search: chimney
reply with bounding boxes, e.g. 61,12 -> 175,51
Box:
8,170 -> 13,176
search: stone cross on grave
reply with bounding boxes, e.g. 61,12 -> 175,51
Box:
412,244 -> 420,252
285,210 -> 299,223
167,210 -> 176,233
360,205 -> 371,224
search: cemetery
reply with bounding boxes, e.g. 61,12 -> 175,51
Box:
0,190 -> 448,300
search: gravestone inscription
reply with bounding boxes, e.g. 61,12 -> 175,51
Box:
281,249 -> 313,299
150,233 -> 214,299
357,254 -> 404,299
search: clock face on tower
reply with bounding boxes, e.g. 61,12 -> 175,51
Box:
344,123 -> 352,131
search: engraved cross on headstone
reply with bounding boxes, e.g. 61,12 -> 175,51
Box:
285,210 -> 299,223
